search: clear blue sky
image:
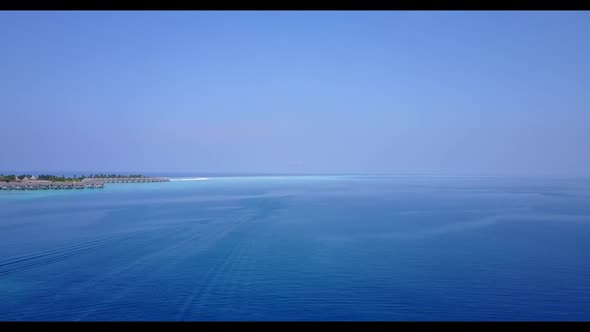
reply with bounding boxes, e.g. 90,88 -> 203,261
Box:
1,11 -> 589,175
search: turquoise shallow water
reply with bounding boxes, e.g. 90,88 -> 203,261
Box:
1,175 -> 590,321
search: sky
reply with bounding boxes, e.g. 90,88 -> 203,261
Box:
1,11 -> 589,176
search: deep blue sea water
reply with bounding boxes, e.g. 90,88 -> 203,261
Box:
1,175 -> 590,321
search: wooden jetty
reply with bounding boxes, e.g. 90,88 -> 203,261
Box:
84,177 -> 170,184
0,177 -> 170,191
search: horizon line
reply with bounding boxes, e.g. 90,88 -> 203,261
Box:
2,170 -> 590,179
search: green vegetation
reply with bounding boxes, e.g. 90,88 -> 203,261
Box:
37,175 -> 85,182
0,174 -> 17,182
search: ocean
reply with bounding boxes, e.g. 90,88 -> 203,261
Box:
1,175 -> 590,321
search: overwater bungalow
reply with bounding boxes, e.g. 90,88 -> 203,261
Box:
1,176 -> 167,191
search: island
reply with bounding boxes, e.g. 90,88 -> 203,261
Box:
0,174 -> 170,191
